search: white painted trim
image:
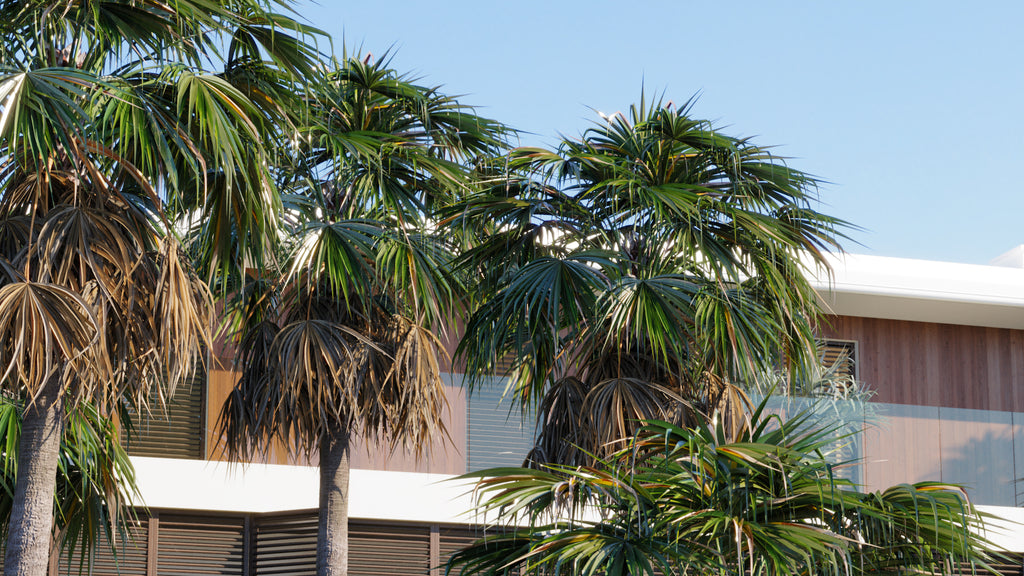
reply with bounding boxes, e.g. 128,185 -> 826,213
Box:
811,253 -> 1024,306
134,456 -> 1024,552
131,457 -> 478,524
808,253 -> 1024,328
976,505 -> 1024,552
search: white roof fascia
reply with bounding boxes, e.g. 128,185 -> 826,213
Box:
807,253 -> 1024,329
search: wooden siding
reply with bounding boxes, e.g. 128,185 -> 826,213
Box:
819,315 -> 1024,412
204,369 -> 468,473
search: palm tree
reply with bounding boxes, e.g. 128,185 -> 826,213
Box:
0,1 -> 319,573
218,56 -> 508,576
450,96 -> 850,465
447,403 -> 997,576
0,398 -> 138,572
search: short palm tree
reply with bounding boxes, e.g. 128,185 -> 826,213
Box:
0,1 -> 318,574
218,55 -> 508,576
451,97 -> 850,465
447,404 -> 996,576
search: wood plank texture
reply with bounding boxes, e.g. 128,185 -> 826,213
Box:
205,369 -> 468,473
820,315 -> 1024,412
938,407 -> 1016,506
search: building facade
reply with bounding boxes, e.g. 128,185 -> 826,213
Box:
56,251 -> 1024,574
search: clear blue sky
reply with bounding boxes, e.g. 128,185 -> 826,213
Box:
293,1 -> 1024,265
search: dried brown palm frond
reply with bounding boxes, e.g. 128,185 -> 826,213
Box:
0,214 -> 30,263
584,377 -> 682,457
377,317 -> 449,453
152,238 -> 214,398
0,282 -> 99,400
0,165 -> 71,217
29,204 -> 145,294
222,295 -> 454,461
16,198 -> 212,417
703,372 -> 754,440
271,318 -> 371,454
219,319 -> 281,460
526,376 -> 593,468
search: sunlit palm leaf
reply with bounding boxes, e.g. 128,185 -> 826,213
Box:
451,403 -> 996,576
456,95 -> 851,467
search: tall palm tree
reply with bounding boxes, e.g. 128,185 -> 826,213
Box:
218,56 -> 508,576
450,97 -> 850,465
0,1 -> 319,574
0,398 -> 138,572
447,404 -> 997,576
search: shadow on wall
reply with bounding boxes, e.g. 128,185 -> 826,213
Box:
863,403 -> 1020,507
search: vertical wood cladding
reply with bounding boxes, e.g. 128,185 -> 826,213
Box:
819,315 -> 1024,412
204,370 -> 468,472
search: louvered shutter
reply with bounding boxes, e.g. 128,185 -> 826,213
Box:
958,555 -> 1023,576
350,522 -> 430,576
254,512 -> 317,576
820,340 -> 857,381
122,372 -> 205,460
438,525 -> 477,562
437,525 -> 481,573
467,378 -> 536,470
55,521 -> 148,576
156,515 -> 245,575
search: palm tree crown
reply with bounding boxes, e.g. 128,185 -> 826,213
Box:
448,405 -> 996,576
0,1 -> 320,573
218,55 -> 509,576
452,96 -> 850,465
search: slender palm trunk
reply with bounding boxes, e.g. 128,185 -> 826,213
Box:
5,379 -> 64,576
317,426 -> 351,576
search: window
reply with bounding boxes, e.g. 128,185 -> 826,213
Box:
820,340 -> 857,381
466,376 -> 536,471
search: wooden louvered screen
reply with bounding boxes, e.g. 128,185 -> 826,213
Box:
350,522 -> 431,576
960,555 -> 1023,576
121,371 -> 205,460
28,511 -> 1024,576
253,514 -> 436,576
156,515 -> 245,575
491,354 -> 514,375
437,525 -> 482,574
467,378 -> 536,470
254,513 -> 317,576
820,340 -> 857,381
54,521 -> 148,576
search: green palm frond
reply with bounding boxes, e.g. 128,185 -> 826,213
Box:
451,403 -> 996,576
455,93 -> 853,466
0,397 -> 139,574
219,54 -> 510,464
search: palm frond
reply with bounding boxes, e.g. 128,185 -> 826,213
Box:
0,282 -> 97,399
451,403 -> 997,576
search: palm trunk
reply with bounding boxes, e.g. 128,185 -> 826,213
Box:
5,379 -> 64,576
317,425 -> 351,576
